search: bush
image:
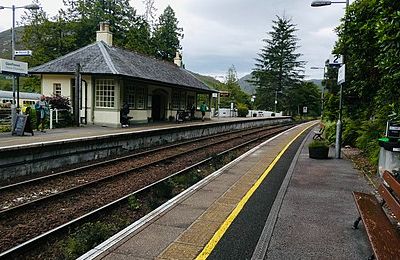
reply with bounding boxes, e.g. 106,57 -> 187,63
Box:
127,195 -> 141,210
0,125 -> 11,133
46,95 -> 71,110
237,104 -> 249,117
356,120 -> 384,165
308,140 -> 329,148
342,118 -> 361,147
322,121 -> 336,145
63,222 -> 116,259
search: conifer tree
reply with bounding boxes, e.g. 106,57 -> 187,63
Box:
152,5 -> 183,61
251,16 -> 305,113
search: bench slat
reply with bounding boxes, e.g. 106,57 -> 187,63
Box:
352,191 -> 400,260
382,170 -> 400,198
378,184 -> 400,222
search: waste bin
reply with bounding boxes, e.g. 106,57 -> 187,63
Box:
378,121 -> 400,183
378,138 -> 400,177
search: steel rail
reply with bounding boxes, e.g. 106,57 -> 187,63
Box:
0,125 -> 293,259
0,124 -> 285,193
0,125 -> 290,215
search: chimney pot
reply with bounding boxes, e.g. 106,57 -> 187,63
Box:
174,51 -> 182,67
96,22 -> 113,46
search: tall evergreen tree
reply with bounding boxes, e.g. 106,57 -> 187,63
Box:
251,16 -> 305,113
62,0 -> 137,47
125,16 -> 153,55
152,5 -> 183,61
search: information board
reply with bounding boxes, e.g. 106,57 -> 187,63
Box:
12,114 -> 27,136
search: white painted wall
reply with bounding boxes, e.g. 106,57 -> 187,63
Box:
42,75 -> 94,123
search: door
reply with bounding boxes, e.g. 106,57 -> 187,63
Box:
152,95 -> 161,120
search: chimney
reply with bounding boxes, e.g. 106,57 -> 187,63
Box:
173,51 -> 182,67
96,22 -> 113,46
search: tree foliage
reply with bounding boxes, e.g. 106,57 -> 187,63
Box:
215,66 -> 250,109
11,1 -> 185,93
19,1 -> 184,67
152,6 -> 183,61
251,16 -> 305,114
331,0 -> 400,125
324,0 -> 400,164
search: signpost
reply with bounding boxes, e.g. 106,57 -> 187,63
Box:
12,114 -> 27,136
0,58 -> 29,134
329,54 -> 343,67
336,64 -> 346,158
0,59 -> 28,75
14,50 -> 33,57
337,64 -> 346,85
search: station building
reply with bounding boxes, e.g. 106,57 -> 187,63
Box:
29,22 -> 216,127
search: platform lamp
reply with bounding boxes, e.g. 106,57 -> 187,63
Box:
0,3 -> 40,131
311,0 -> 349,159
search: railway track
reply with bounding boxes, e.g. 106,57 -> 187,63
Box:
0,124 -> 287,210
0,124 -> 294,258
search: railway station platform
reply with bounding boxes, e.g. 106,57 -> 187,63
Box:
78,121 -> 374,260
0,116 -> 293,180
0,117 -> 263,149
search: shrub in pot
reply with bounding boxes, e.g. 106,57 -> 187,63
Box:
308,140 -> 329,159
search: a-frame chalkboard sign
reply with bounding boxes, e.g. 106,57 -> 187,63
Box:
12,114 -> 27,136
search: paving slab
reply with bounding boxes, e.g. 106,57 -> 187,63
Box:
264,134 -> 373,259
85,122 -> 314,260
102,224 -> 185,259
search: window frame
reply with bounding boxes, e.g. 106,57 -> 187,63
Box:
95,79 -> 116,108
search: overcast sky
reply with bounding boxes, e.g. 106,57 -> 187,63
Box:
0,0 -> 349,80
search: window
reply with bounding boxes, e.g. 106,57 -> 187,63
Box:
171,91 -> 179,110
135,87 -> 146,109
53,83 -> 61,95
179,92 -> 186,110
95,79 -> 115,108
126,84 -> 135,108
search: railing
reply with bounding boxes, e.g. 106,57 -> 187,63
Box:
49,109 -> 70,129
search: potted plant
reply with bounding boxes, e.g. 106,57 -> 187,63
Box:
308,140 -> 329,159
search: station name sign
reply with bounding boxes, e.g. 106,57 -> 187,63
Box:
0,58 -> 28,75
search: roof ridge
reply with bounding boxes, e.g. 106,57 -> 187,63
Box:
97,41 -> 119,74
30,42 -> 99,71
109,44 -> 180,69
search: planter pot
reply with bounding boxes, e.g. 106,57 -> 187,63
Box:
309,146 -> 329,159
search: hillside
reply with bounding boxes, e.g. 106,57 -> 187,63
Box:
0,27 -> 25,59
237,73 -> 324,94
190,72 -> 223,90
238,74 -> 256,95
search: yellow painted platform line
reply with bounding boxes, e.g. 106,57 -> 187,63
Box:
195,124 -> 312,260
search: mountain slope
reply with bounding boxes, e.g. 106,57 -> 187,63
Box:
238,74 -> 256,95
0,27 -> 24,59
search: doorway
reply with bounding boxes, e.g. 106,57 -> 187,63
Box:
151,89 -> 167,121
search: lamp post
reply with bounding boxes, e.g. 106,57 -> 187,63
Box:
311,0 -> 349,159
0,4 -> 40,130
310,66 -> 327,117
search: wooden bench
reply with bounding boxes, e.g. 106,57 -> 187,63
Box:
313,125 -> 325,140
352,170 -> 400,260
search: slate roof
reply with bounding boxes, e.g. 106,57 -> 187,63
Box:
29,41 -> 214,92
